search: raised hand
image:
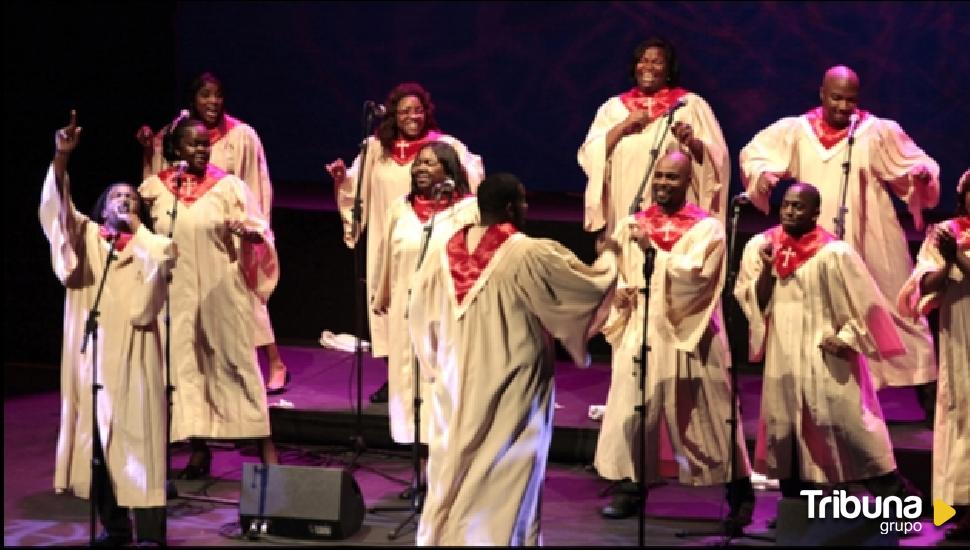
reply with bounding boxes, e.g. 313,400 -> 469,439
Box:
326,158 -> 347,182
135,125 -> 155,149
55,110 -> 82,154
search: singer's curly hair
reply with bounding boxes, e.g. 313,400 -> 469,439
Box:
162,114 -> 207,162
630,37 -> 680,87
376,82 -> 440,153
91,183 -> 153,232
408,141 -> 471,198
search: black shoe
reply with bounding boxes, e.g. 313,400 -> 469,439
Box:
725,477 -> 755,533
93,531 -> 131,547
369,381 -> 389,404
600,492 -> 643,519
176,450 -> 211,480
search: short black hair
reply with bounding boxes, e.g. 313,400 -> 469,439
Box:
477,173 -> 524,219
162,113 -> 206,162
630,37 -> 679,86
788,181 -> 822,210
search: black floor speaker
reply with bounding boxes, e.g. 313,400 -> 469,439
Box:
239,463 -> 365,540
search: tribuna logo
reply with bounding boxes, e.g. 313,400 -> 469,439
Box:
801,489 -> 923,535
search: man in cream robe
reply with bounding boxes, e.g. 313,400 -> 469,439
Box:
43,113 -> 172,544
579,39 -> 729,239
594,151 -> 754,529
897,172 -> 970,540
734,182 -> 916,498
410,173 -> 617,546
739,65 -> 937,390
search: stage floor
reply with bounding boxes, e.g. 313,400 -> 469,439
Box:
3,345 -> 953,547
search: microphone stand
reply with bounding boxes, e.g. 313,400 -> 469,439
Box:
84,235 -> 118,546
371,185 -> 447,539
164,169 -> 235,508
628,103 -> 682,216
675,197 -> 773,544
635,246 -> 655,547
346,103 -> 380,471
833,118 -> 859,240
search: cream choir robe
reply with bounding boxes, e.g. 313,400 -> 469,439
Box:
578,93 -> 730,235
897,220 -> 970,505
410,232 -> 617,546
371,195 -> 479,444
139,170 -> 278,441
41,167 -> 174,507
740,115 -> 939,388
594,215 -> 752,485
144,115 -> 278,345
735,234 -> 904,483
336,136 -> 484,357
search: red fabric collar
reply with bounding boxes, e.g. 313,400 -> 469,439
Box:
447,222 -> 518,305
765,225 -> 836,279
98,226 -> 133,251
804,107 -> 870,149
619,87 -> 688,119
949,216 -> 970,250
634,203 -> 709,251
410,193 -> 469,224
389,130 -> 443,166
207,114 -> 239,145
158,164 -> 226,206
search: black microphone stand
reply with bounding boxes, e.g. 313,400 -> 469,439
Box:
833,117 -> 859,240
371,185 -> 448,539
628,103 -> 683,216
84,234 -> 118,546
345,102 -> 383,471
675,197 -> 773,544
164,168 -> 235,508
635,246 -> 655,547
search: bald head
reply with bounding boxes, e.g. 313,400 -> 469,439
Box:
651,150 -> 692,213
819,65 -> 860,129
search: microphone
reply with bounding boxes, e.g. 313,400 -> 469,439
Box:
433,177 -> 455,197
174,160 -> 189,188
732,191 -> 751,205
365,100 -> 387,118
665,98 -> 687,117
847,112 -> 860,142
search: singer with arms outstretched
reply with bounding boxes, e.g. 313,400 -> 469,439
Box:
740,65 -> 938,394
43,111 -> 173,545
578,37 -> 730,243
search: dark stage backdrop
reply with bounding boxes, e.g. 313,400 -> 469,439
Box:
5,2 -> 968,366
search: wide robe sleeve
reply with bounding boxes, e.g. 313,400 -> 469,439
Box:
733,233 -> 772,362
578,97 -> 629,232
39,165 -> 89,284
739,117 -> 800,215
233,124 -> 274,223
227,175 -> 279,303
513,239 -> 617,367
683,95 -> 730,220
868,118 -> 940,230
334,137 -> 381,248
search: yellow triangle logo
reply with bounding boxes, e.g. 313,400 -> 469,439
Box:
934,499 -> 956,526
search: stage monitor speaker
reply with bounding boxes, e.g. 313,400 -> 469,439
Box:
775,497 -> 900,546
239,463 -> 365,540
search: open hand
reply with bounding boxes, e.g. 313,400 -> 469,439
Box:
326,158 -> 347,182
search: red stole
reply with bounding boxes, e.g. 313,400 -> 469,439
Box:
804,107 -> 870,149
207,114 -> 239,145
447,223 -> 518,305
158,164 -> 226,206
634,204 -> 709,251
765,225 -> 835,279
619,87 -> 688,119
410,193 -> 469,224
948,216 -> 970,250
98,226 -> 133,251
389,130 -> 443,166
